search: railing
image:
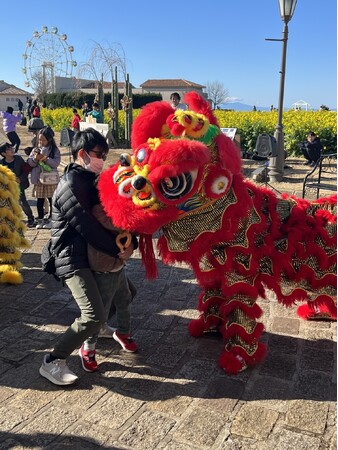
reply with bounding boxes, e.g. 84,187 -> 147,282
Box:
302,153 -> 337,199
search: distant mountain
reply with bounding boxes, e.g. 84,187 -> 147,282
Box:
218,102 -> 270,112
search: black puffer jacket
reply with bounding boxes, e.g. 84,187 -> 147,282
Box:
51,163 -> 121,278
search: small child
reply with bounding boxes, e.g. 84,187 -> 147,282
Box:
27,126 -> 61,229
0,107 -> 22,152
71,108 -> 82,131
78,202 -> 138,372
0,142 -> 35,227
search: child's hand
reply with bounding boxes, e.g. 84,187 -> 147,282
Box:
118,244 -> 134,261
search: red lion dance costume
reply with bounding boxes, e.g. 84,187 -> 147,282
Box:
99,92 -> 337,374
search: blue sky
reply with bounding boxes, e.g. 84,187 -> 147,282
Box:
2,0 -> 336,109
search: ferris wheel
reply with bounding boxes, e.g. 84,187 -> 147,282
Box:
22,26 -> 77,92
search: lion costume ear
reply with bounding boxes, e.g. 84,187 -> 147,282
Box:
131,101 -> 174,149
183,91 -> 218,125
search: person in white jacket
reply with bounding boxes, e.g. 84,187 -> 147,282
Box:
0,106 -> 22,153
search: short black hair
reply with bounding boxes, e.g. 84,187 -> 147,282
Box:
6,106 -> 13,114
0,142 -> 12,154
71,128 -> 108,161
170,92 -> 181,101
307,131 -> 316,136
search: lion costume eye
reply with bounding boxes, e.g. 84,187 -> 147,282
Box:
158,173 -> 194,200
136,147 -> 147,163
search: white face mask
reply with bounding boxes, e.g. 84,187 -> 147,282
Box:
83,152 -> 104,174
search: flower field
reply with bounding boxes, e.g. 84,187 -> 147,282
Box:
41,107 -> 337,155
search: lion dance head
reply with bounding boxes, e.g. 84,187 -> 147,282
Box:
99,91 -> 242,236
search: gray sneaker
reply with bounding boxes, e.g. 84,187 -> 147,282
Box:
39,355 -> 78,385
42,219 -> 51,229
36,219 -> 44,229
98,322 -> 116,338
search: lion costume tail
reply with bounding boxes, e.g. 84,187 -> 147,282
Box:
0,166 -> 30,284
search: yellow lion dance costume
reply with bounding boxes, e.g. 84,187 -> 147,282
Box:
0,165 -> 30,284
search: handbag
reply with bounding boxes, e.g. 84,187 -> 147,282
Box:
39,170 -> 60,185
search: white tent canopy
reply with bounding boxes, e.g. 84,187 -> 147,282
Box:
291,100 -> 312,111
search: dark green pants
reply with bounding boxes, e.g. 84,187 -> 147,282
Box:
52,268 -> 106,359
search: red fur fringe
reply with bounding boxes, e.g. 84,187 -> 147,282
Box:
188,314 -> 222,336
218,342 -> 267,374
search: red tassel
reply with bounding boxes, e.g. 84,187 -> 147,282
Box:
139,234 -> 158,279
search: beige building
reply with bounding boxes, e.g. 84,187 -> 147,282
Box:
55,76 -> 206,101
140,79 -> 206,101
0,81 -> 31,112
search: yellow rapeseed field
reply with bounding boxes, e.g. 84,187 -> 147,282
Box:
41,108 -> 337,155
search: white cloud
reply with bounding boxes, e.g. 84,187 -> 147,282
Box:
223,97 -> 243,103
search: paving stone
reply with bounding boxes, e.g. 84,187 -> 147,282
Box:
271,317 -> 300,335
17,405 -> 82,447
299,348 -> 334,373
231,404 -> 279,440
85,391 -> 144,430
284,400 -> 329,434
259,351 -> 297,379
173,406 -> 227,448
117,410 -> 176,449
265,428 -> 321,450
0,406 -> 28,432
293,370 -> 336,401
146,344 -> 187,368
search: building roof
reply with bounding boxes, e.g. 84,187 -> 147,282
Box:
140,79 -> 205,89
0,80 -> 31,96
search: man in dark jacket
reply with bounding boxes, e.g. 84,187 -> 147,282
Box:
300,131 -> 323,166
39,128 -> 136,386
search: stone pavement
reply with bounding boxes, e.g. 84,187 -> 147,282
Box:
0,139 -> 336,449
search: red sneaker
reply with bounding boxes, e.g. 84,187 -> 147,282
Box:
78,345 -> 98,372
113,331 -> 138,352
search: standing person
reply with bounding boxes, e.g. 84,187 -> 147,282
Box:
18,99 -> 23,113
30,100 -> 41,118
87,102 -> 104,123
25,118 -> 45,155
0,107 -> 22,153
39,128 -> 127,385
84,201 -> 138,370
300,131 -> 323,166
71,108 -> 82,131
169,92 -> 187,110
81,101 -> 91,119
26,98 -> 32,120
0,143 -> 36,227
27,126 -> 61,229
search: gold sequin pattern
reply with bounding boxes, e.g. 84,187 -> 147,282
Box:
163,188 -> 238,252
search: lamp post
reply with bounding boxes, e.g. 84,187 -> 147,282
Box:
268,0 -> 297,182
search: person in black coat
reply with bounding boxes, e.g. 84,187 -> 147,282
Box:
0,142 -> 35,226
300,131 -> 323,166
39,128 -> 137,385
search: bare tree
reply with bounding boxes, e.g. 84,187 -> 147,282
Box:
78,40 -> 127,84
31,70 -> 53,103
206,81 -> 229,109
